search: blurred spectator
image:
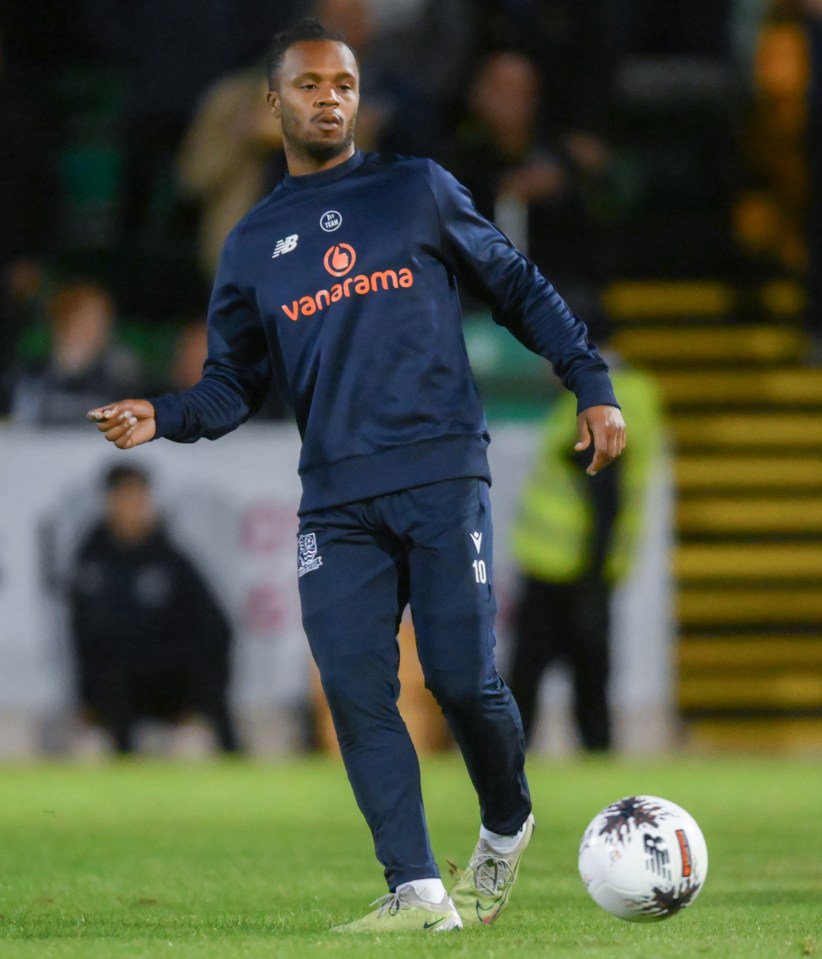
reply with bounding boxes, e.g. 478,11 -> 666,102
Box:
9,281 -> 144,425
177,64 -> 286,280
449,50 -> 612,315
507,343 -> 665,752
472,0 -> 618,141
67,464 -> 242,754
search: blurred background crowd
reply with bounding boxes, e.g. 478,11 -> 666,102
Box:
2,0 -> 821,416
1,0 -> 821,757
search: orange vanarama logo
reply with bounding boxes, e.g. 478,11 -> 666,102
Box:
281,246 -> 414,321
324,243 -> 356,277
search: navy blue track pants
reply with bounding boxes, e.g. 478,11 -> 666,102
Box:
297,477 -> 531,890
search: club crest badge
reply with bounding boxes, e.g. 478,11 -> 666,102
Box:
297,532 -> 323,577
320,210 -> 342,232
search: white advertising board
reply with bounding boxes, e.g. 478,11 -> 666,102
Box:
0,423 -> 673,756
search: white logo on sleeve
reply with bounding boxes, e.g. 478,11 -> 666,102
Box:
470,531 -> 483,553
272,234 -> 299,258
297,532 -> 323,577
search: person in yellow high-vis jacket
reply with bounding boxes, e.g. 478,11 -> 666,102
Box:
509,358 -> 664,751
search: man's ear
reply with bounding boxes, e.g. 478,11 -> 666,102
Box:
267,89 -> 280,119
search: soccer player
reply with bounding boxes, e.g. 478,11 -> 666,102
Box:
87,18 -> 626,933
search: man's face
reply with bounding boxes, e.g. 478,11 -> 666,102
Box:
471,53 -> 540,133
268,40 -> 359,170
106,478 -> 157,545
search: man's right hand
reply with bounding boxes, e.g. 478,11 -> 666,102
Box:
86,400 -> 157,449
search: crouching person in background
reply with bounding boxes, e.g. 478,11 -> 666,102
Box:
68,464 -> 242,755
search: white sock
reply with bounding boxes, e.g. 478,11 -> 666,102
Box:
398,878 -> 448,904
480,820 -> 526,854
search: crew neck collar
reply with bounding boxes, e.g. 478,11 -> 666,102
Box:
281,150 -> 365,190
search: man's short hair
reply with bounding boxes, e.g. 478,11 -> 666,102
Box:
267,18 -> 352,90
103,464 -> 150,491
48,281 -> 114,326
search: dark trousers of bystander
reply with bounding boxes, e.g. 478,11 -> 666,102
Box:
84,657 -> 241,754
508,575 -> 612,753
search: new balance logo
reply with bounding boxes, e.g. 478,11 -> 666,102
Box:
272,234 -> 299,258
470,531 -> 483,553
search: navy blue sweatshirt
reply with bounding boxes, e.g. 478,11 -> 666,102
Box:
152,150 -> 618,513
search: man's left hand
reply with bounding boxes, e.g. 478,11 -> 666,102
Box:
575,405 -> 626,475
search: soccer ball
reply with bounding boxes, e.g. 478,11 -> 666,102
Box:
578,795 -> 708,922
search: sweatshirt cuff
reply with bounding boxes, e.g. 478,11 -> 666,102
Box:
149,393 -> 186,440
575,370 -> 620,414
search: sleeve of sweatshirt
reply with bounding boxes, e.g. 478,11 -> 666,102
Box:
152,227 -> 272,442
424,160 -> 618,414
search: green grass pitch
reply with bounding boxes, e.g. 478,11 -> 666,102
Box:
1,754 -> 820,958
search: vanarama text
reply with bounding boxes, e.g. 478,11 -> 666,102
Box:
282,267 -> 414,321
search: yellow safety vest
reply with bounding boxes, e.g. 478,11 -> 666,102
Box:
510,367 -> 665,584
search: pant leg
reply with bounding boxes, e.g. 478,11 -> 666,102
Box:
190,669 -> 243,753
508,576 -> 566,746
90,657 -> 137,753
297,504 -> 438,890
396,479 -> 531,836
567,579 -> 612,751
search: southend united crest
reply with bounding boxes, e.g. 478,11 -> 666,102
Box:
297,532 -> 323,577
